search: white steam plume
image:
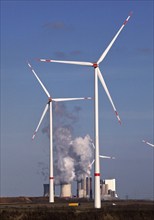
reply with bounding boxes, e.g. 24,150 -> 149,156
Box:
70,134 -> 93,180
41,102 -> 93,184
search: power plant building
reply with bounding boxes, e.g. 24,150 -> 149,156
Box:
105,179 -> 116,192
43,178 -> 117,200
100,178 -> 118,200
77,176 -> 92,199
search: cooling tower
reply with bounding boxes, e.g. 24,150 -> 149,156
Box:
60,183 -> 72,198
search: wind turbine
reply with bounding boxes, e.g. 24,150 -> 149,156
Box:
27,62 -> 92,203
142,140 -> 154,147
38,12 -> 132,208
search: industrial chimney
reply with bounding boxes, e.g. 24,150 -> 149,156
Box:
77,176 -> 92,199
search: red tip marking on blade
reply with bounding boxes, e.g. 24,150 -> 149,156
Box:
115,111 -> 121,124
94,173 -> 100,176
129,11 -> 133,16
118,118 -> 121,125
115,111 -> 119,118
46,59 -> 52,62
124,12 -> 132,25
123,20 -> 128,25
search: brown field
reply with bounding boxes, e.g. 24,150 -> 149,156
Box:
0,196 -> 154,220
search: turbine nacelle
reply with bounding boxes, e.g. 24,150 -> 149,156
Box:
48,97 -> 52,103
93,63 -> 98,68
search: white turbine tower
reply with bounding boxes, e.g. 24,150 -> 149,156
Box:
27,62 -> 92,203
38,12 -> 132,208
142,140 -> 154,147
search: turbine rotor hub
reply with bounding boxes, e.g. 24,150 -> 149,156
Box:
48,97 -> 52,103
93,63 -> 98,68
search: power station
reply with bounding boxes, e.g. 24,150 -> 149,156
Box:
100,179 -> 118,200
77,176 -> 92,199
43,178 -> 118,200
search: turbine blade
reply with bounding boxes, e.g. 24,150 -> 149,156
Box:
97,68 -> 121,124
99,155 -> 115,159
32,104 -> 49,140
142,140 -> 154,147
53,97 -> 92,102
89,159 -> 95,168
97,12 -> 132,64
27,62 -> 50,98
92,143 -> 95,149
38,59 -> 93,66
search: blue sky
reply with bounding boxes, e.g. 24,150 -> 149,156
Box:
1,0 -> 153,200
